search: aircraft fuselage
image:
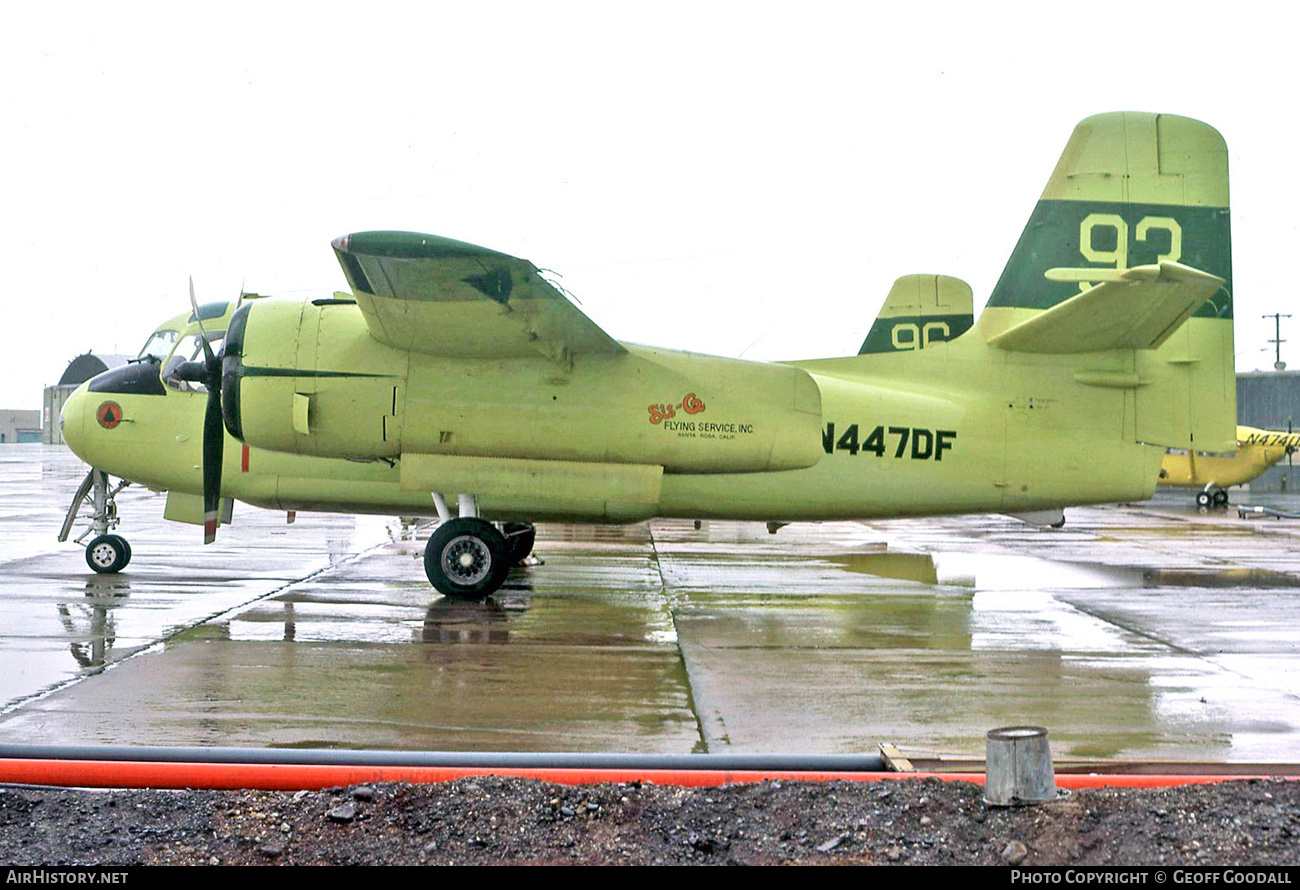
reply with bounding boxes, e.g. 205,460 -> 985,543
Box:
62,306 -> 1167,526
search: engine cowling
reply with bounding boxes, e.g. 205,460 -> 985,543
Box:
222,299 -> 407,458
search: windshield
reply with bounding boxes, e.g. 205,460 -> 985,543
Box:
138,329 -> 179,362
161,331 -> 226,392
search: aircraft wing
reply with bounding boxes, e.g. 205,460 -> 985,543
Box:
987,262 -> 1225,354
333,231 -> 626,361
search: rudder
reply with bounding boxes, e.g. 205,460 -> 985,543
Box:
977,112 -> 1235,452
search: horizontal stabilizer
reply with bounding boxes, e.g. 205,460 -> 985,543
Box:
986,262 -> 1224,354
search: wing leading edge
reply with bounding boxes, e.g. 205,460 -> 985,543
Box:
333,231 -> 626,361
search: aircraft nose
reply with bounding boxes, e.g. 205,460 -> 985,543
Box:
60,384 -> 89,458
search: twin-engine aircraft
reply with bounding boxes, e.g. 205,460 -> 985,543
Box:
60,112 -> 1237,598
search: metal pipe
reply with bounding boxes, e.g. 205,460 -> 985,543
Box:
0,759 -> 1288,792
0,746 -> 1291,792
0,745 -> 883,772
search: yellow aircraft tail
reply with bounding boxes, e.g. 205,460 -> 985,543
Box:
857,274 -> 974,354
975,112 -> 1235,453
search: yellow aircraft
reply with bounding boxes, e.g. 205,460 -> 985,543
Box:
1160,426 -> 1300,508
59,111 -> 1237,598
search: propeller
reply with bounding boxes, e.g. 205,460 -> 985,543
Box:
172,277 -> 225,544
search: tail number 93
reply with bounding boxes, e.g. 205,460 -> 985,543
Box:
1046,214 -> 1183,291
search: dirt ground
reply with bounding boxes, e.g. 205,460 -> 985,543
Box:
0,776 -> 1296,866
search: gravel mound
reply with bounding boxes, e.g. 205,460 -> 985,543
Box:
1,777 -> 1296,866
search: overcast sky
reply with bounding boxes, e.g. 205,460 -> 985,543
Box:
3,2 -> 1296,412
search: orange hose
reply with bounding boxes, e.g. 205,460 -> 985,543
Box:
0,759 -> 1286,791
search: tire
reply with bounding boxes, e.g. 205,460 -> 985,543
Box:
110,535 -> 132,569
424,518 -> 508,598
85,535 -> 129,574
1195,491 -> 1212,508
1212,489 -> 1229,507
502,522 -> 536,565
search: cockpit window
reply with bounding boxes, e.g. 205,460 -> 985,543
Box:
161,331 -> 225,393
138,329 -> 179,362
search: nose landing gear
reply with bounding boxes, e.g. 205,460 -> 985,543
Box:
60,469 -> 133,574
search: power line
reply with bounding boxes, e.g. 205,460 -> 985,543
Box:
1264,313 -> 1291,371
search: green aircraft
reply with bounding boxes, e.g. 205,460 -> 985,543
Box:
60,111 -> 1236,598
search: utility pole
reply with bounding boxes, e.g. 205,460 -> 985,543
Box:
1264,313 -> 1291,371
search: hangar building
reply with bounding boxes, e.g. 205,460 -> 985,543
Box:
42,353 -> 131,445
1236,370 -> 1300,492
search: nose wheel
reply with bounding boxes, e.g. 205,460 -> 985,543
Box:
85,534 -> 131,574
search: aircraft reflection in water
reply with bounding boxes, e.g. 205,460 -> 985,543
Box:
421,598 -> 511,645
61,112 -> 1236,599
57,576 -> 131,670
223,584 -> 517,645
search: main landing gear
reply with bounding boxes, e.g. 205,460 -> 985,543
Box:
1195,486 -> 1230,510
422,493 -> 536,599
59,469 -> 133,574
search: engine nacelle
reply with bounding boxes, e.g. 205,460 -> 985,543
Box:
223,299 -> 407,458
225,298 -> 825,474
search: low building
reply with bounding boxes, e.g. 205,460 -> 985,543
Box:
0,410 -> 41,443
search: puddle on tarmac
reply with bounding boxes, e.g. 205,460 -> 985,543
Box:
830,552 -> 939,585
834,550 -> 1300,591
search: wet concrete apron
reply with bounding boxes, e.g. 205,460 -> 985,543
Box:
4,444 -> 1300,764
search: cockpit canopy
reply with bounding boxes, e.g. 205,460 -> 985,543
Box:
137,329 -> 179,362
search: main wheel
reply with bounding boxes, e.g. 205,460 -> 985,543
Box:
424,518 -> 508,598
85,535 -> 129,574
501,522 -> 536,565
1196,491 -> 1212,508
1212,489 -> 1229,507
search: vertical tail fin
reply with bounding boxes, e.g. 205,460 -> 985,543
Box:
858,274 -> 974,354
977,112 -> 1235,452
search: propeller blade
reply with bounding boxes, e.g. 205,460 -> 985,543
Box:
202,384 -> 224,544
188,277 -> 225,544
189,277 -> 218,369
